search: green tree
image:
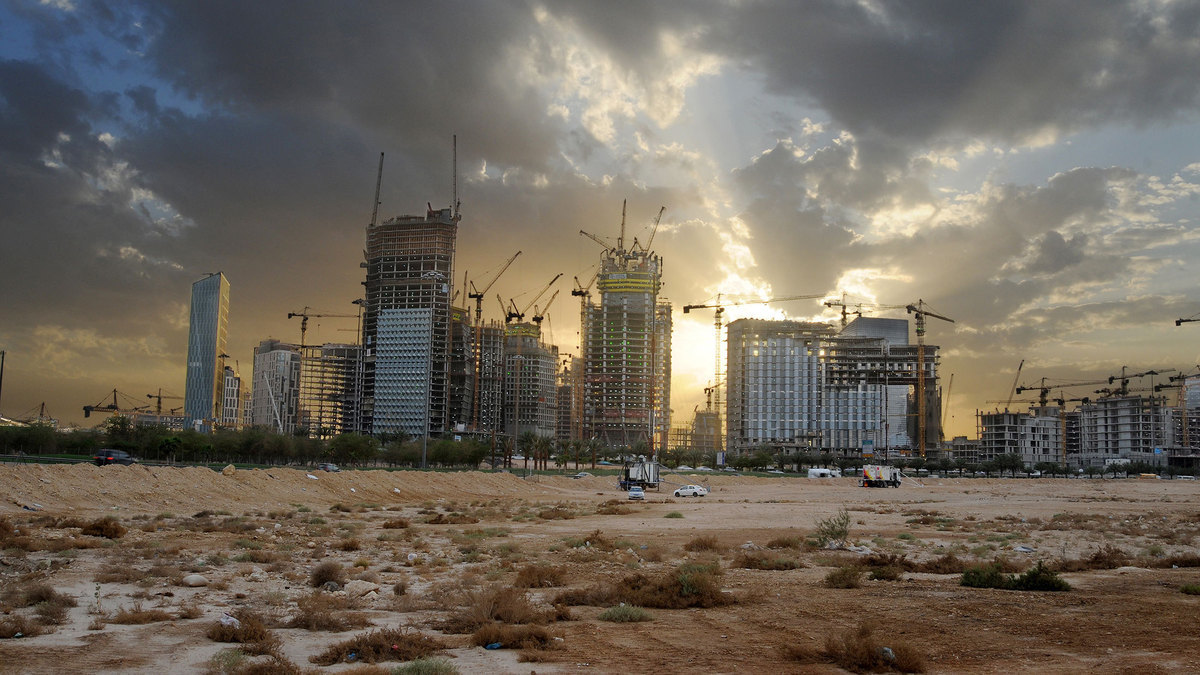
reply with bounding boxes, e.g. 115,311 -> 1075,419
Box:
329,433 -> 380,466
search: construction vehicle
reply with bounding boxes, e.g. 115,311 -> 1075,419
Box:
860,464 -> 902,488
619,459 -> 661,491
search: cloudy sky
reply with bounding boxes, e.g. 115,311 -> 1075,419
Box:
2,0 -> 1199,437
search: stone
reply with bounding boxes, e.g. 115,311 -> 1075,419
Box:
221,464 -> 236,476
181,574 -> 209,587
344,580 -> 380,598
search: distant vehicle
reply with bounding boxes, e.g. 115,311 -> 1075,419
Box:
723,467 -> 738,472
767,469 -> 785,474
696,466 -> 714,472
94,449 -> 134,466
675,465 -> 694,471
572,471 -> 592,479
598,460 -> 614,465
807,468 -> 840,478
1177,475 -> 1197,481
318,463 -> 340,472
620,460 -> 661,491
673,484 -> 708,498
627,486 -> 645,500
861,464 -> 901,488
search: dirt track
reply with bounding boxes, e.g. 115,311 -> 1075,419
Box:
2,465 -> 1200,673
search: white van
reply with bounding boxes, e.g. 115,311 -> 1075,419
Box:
807,468 -> 840,478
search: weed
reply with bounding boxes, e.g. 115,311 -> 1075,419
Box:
514,564 -> 567,588
869,566 -> 903,581
382,518 -> 411,529
733,551 -> 801,570
339,538 -> 362,552
393,657 -> 460,674
821,621 -> 926,673
664,512 -> 684,519
470,623 -> 560,650
287,592 -> 371,632
824,566 -> 863,589
0,615 -> 45,638
310,560 -> 346,588
683,535 -> 723,552
598,605 -> 653,622
815,508 -> 852,548
765,536 -> 805,550
310,627 -> 446,665
914,554 -> 967,574
205,609 -> 280,655
110,603 -> 175,624
81,517 -> 126,539
556,562 -> 731,610
537,505 -> 576,520
1181,584 -> 1200,595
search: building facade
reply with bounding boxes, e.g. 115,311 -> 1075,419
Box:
361,207 -> 458,437
503,323 -> 559,439
251,339 -> 301,434
183,272 -> 230,431
299,343 -> 361,438
581,232 -> 671,449
221,365 -> 246,430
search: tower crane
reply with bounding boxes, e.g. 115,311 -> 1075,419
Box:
287,307 -> 358,346
468,250 -> 521,325
83,389 -> 150,419
146,389 -> 184,415
531,289 -> 560,327
1006,360 -> 1025,410
1176,312 -> 1200,326
905,300 -> 955,457
633,206 -> 667,253
506,273 -> 563,324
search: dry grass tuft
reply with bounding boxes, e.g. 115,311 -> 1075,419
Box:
81,516 -> 126,539
382,518 -> 411,529
913,553 -> 967,574
824,566 -> 863,589
823,622 -> 926,673
555,562 -> 731,610
310,561 -> 346,588
513,564 -> 567,588
287,592 -> 372,632
683,535 -> 724,552
470,623 -> 561,650
309,627 -> 446,665
437,586 -> 553,634
205,609 -> 281,655
110,603 -> 175,625
0,615 -> 45,638
733,551 -> 802,570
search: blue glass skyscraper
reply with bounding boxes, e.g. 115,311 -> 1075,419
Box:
184,272 -> 230,430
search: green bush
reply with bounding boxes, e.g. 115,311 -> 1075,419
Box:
961,562 -> 1010,589
1180,584 -> 1200,595
664,512 -> 684,519
824,565 -> 862,589
962,561 -> 1070,592
815,508 -> 851,548
598,605 -> 653,622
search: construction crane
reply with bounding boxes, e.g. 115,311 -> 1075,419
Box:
369,152 -> 384,227
287,307 -> 358,346
83,389 -> 150,419
905,300 -> 955,457
468,250 -> 521,325
633,206 -> 667,253
146,389 -> 184,415
1006,360 -> 1025,410
941,372 -> 954,439
506,273 -> 563,324
531,289 -> 560,327
1176,312 -> 1200,326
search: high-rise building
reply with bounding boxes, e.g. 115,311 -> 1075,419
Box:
221,365 -> 246,429
503,323 -> 559,439
184,272 -> 230,431
448,306 -> 475,432
252,339 -> 302,433
361,206 -> 458,437
298,343 -> 361,438
474,322 -> 507,432
581,215 -> 671,449
725,316 -> 937,456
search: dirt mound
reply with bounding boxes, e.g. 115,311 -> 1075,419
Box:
0,464 -> 590,516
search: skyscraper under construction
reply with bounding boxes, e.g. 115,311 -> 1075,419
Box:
361,205 -> 458,437
581,204 -> 671,450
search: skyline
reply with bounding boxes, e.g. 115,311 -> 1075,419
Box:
2,1 -> 1200,438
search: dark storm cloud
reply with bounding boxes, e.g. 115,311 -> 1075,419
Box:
706,1 -> 1200,145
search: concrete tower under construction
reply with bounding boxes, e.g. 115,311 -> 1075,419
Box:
361,206 -> 458,437
581,204 -> 671,450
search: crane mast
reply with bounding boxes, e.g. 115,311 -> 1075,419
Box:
906,300 -> 954,458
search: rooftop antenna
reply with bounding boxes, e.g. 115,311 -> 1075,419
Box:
370,152 -> 384,227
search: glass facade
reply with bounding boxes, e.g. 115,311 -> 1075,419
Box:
184,273 -> 229,430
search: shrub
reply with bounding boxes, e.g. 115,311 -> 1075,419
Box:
110,603 -> 175,625
824,566 -> 863,589
438,586 -> 552,634
822,622 -> 926,673
555,562 -> 731,610
597,605 -> 652,622
1181,584 -> 1200,595
310,627 -> 446,665
394,657 -> 460,674
733,551 -> 801,570
0,615 -> 45,638
1011,561 -> 1071,592
683,535 -> 723,552
81,517 -> 126,539
961,563 -> 1010,589
310,561 -> 346,588
470,623 -> 559,650
205,609 -> 281,656
338,538 -> 361,552
514,564 -> 566,589
664,512 -> 684,519
815,508 -> 851,548
766,536 -> 805,550
913,554 -> 966,574
869,566 -> 902,581
382,518 -> 411,529
287,592 -> 371,632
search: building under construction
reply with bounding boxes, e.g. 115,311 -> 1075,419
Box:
503,322 -> 559,438
580,205 -> 672,450
361,206 -> 458,437
298,343 -> 361,438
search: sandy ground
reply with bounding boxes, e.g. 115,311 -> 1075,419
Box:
2,464 -> 1200,673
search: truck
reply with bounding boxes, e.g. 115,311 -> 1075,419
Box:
860,464 -> 901,488
619,460 -> 661,491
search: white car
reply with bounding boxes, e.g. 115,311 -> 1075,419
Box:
674,484 -> 708,498
627,486 -> 645,500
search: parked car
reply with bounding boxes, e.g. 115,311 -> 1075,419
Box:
673,484 -> 708,498
696,466 -> 714,472
318,463 -> 340,472
94,449 -> 134,466
627,486 -> 645,500
571,471 -> 592,479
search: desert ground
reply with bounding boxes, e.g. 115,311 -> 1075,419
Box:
2,463 -> 1200,674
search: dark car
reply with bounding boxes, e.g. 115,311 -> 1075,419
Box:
95,449 -> 135,466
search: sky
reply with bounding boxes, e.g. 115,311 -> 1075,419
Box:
1,0 -> 1199,438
